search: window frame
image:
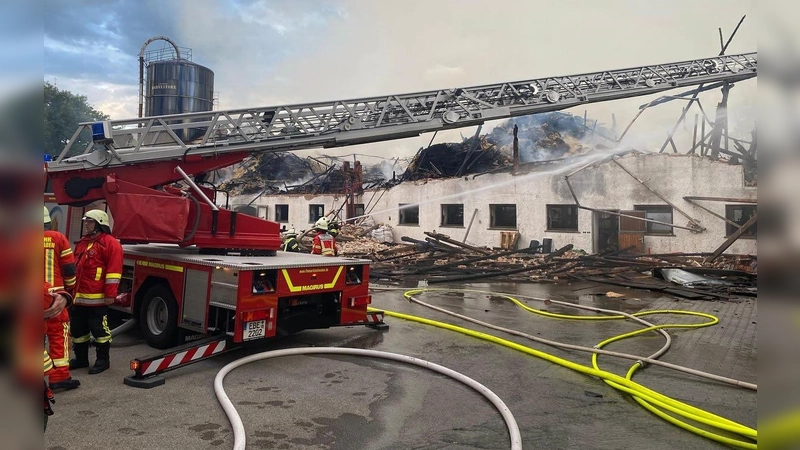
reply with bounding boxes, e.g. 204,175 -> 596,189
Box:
440,204 -> 465,227
274,204 -> 289,223
634,205 -> 674,235
725,204 -> 757,238
489,204 -> 517,229
309,204 -> 325,223
546,204 -> 579,232
398,203 -> 420,225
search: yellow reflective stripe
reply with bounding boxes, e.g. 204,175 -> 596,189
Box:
76,292 -> 104,299
60,248 -> 73,257
64,276 -> 76,287
74,298 -> 106,306
61,322 -> 70,364
95,267 -> 103,281
44,350 -> 53,372
282,266 -> 344,293
53,357 -> 71,367
106,273 -> 121,279
72,334 -> 91,344
45,249 -> 55,285
94,316 -> 112,344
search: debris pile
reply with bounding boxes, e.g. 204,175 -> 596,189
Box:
329,226 -> 756,299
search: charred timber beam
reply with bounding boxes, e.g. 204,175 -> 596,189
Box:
425,232 -> 492,255
412,246 -> 542,274
683,196 -> 757,203
424,237 -> 465,253
428,244 -> 572,284
704,213 -> 757,263
611,158 -> 703,230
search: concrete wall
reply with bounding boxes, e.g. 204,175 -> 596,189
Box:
237,154 -> 757,255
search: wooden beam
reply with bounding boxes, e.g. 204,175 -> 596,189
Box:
704,213 -> 757,263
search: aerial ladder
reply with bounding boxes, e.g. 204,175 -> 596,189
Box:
44,52 -> 756,387
47,52 -> 756,251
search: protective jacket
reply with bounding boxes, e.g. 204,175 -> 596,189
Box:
311,231 -> 337,256
282,237 -> 300,252
72,233 -> 123,306
44,230 -> 76,291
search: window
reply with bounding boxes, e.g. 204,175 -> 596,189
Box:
275,204 -> 289,223
441,204 -> 464,227
634,205 -> 673,234
399,204 -> 419,225
490,204 -> 517,229
309,204 -> 325,223
547,204 -> 578,231
257,206 -> 268,220
725,205 -> 757,238
348,203 -> 365,219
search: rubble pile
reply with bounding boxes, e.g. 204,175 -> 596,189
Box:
344,229 -> 756,300
219,152 -> 317,195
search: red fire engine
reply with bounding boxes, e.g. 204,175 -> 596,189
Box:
44,52 -> 756,387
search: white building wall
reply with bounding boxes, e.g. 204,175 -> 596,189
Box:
239,154 -> 757,255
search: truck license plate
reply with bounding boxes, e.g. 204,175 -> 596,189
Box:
243,320 -> 266,341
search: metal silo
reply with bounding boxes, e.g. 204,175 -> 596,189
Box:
145,59 -> 215,142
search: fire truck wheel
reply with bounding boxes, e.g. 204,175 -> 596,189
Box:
140,284 -> 179,349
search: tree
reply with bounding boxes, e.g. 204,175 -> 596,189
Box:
44,82 -> 109,157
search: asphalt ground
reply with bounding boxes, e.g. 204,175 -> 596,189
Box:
44,280 -> 757,450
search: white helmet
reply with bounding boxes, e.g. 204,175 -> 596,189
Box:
314,217 -> 329,231
285,228 -> 297,237
83,209 -> 112,232
44,206 -> 51,224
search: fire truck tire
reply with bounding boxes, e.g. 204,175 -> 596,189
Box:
140,284 -> 179,349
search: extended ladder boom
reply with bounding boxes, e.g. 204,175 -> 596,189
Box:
50,52 -> 756,173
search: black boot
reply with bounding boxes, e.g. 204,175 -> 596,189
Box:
89,343 -> 110,374
69,342 -> 90,370
49,377 -> 81,391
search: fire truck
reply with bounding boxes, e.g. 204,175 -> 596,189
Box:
44,52 -> 756,386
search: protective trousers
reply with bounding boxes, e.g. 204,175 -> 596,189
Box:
70,305 -> 112,346
45,313 -> 71,383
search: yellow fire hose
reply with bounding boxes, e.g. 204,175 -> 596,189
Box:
368,287 -> 757,449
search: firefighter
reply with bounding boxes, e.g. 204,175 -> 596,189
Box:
282,229 -> 301,252
43,206 -> 80,390
69,209 -> 123,375
44,282 -> 73,431
328,220 -> 340,239
310,218 -> 337,256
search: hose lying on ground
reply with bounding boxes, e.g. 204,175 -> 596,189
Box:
367,287 -> 757,449
214,347 -> 523,450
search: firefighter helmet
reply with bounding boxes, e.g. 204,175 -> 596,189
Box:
43,206 -> 51,224
83,209 -> 111,233
314,217 -> 329,231
285,228 -> 298,237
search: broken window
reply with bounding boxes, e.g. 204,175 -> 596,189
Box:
634,205 -> 673,234
725,205 -> 757,238
275,204 -> 289,223
490,204 -> 517,229
441,204 -> 464,227
399,204 -> 419,225
309,204 -> 325,223
547,204 -> 578,231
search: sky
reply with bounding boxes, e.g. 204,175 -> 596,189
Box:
43,0 -> 759,160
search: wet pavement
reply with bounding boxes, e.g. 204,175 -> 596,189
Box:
45,280 -> 756,449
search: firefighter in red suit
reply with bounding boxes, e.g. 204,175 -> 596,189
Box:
44,281 -> 73,430
310,218 -> 337,256
43,206 -> 80,390
69,209 -> 123,374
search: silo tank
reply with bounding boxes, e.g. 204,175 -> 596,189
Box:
146,59 -> 214,142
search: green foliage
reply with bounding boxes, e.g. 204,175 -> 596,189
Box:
44,82 -> 109,157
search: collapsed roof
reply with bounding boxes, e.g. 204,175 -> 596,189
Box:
217,111 -> 610,196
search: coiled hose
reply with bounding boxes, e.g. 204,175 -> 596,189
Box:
215,347 -> 523,450
368,287 -> 757,449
